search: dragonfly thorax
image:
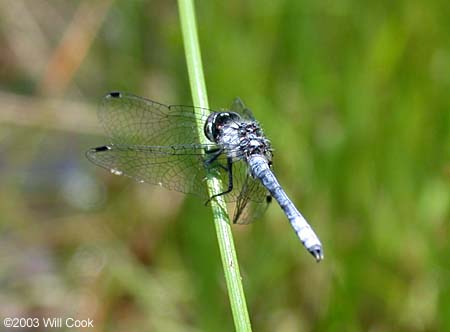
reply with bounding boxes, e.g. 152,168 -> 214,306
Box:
237,122 -> 272,161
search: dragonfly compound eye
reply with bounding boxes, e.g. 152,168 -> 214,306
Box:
204,112 -> 241,142
204,113 -> 219,142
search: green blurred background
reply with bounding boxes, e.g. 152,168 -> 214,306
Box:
0,1 -> 449,331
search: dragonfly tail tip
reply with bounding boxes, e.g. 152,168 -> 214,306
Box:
308,246 -> 324,262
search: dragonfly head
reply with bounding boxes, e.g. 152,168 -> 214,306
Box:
204,112 -> 241,142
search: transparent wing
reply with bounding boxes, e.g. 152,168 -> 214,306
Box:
88,92 -> 218,197
229,160 -> 271,224
86,144 -> 219,198
98,92 -> 211,147
230,97 -> 256,121
86,143 -> 269,215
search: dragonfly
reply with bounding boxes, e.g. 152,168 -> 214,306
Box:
86,92 -> 323,261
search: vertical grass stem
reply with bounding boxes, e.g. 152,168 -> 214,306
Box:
177,1 -> 252,331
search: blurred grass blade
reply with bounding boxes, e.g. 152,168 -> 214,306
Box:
177,0 -> 252,331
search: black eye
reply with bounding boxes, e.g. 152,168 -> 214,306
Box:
204,112 -> 241,142
204,113 -> 219,142
224,112 -> 241,123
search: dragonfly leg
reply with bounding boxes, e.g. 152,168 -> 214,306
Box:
204,148 -> 226,168
204,156 -> 233,205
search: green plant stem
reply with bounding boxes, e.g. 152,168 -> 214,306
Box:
177,1 -> 252,331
